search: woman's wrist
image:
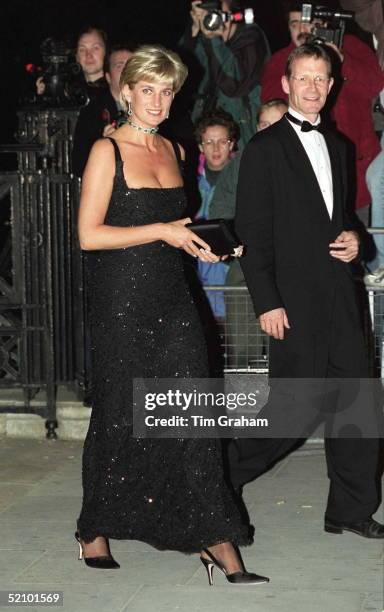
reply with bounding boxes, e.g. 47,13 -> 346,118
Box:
156,222 -> 168,242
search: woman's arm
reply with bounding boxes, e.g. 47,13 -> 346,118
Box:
78,139 -> 218,261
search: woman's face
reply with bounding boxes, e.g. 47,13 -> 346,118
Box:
123,80 -> 174,128
199,124 -> 233,171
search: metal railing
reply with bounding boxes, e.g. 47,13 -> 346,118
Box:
204,284 -> 384,377
0,108 -> 83,438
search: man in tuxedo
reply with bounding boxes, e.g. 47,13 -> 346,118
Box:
231,43 -> 384,538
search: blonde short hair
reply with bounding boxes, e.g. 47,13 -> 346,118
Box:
119,44 -> 188,94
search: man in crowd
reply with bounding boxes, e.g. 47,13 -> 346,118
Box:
232,43 -> 383,539
181,0 -> 270,148
37,26 -> 108,98
72,44 -> 135,177
260,1 -> 384,224
75,25 -> 108,90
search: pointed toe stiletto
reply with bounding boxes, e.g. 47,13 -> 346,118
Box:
200,548 -> 269,586
75,531 -> 120,569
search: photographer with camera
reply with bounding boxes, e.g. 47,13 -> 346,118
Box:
72,44 -> 135,178
181,0 -> 270,148
261,1 -> 384,223
36,26 -> 108,101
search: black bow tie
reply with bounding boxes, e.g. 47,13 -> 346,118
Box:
286,112 -> 325,133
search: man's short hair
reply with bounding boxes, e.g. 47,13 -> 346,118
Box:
105,42 -> 137,73
75,25 -> 108,49
257,98 -> 288,122
194,108 -> 240,144
285,43 -> 332,77
283,1 -> 304,20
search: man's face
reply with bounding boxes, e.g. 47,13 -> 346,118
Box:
258,105 -> 287,131
76,30 -> 106,80
288,11 -> 316,47
106,50 -> 133,96
199,125 -> 234,171
281,56 -> 333,121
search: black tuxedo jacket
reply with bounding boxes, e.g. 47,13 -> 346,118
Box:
235,116 -> 361,377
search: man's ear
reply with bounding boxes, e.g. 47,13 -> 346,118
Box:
281,75 -> 290,96
198,143 -> 204,154
327,77 -> 334,94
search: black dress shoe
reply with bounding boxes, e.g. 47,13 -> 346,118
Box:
200,548 -> 269,586
75,531 -> 120,568
324,517 -> 384,539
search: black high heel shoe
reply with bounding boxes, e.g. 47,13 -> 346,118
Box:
200,548 -> 269,586
74,531 -> 120,569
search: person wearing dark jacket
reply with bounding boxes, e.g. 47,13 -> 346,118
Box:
181,0 -> 270,148
260,2 -> 384,219
232,43 -> 384,539
72,45 -> 134,177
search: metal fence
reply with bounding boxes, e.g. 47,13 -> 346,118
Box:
205,284 -> 384,377
367,288 -> 384,377
0,108 -> 83,438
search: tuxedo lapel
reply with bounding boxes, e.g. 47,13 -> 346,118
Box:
322,130 -> 343,226
278,119 -> 332,224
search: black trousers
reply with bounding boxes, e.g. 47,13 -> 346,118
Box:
228,286 -> 383,523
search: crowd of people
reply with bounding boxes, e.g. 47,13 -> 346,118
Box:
34,0 -> 384,585
60,1 -> 384,288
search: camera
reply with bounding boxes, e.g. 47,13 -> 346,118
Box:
198,1 -> 254,32
24,38 -> 88,108
301,3 -> 354,48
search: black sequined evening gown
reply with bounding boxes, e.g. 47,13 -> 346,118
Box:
76,138 -> 250,552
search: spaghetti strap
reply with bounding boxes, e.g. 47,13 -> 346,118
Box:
106,137 -> 123,163
170,140 -> 182,170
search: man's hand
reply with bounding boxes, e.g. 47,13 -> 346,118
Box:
102,123 -> 117,137
190,1 -> 206,37
324,41 -> 344,63
329,230 -> 359,263
259,307 -> 290,340
36,76 -> 45,96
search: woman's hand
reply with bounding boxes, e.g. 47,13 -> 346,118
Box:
162,218 -> 220,262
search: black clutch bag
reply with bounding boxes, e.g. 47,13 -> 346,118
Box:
186,219 -> 243,257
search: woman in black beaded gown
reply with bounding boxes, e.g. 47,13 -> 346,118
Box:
76,44 -> 268,585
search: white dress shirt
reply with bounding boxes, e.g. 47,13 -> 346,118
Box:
286,106 -> 333,219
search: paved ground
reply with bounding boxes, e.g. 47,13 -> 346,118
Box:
0,437 -> 382,612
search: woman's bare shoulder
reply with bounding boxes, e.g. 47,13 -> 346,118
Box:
82,138 -> 116,181
89,137 -> 116,157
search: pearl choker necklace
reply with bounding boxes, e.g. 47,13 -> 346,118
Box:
127,118 -> 159,135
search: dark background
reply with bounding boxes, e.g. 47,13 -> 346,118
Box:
0,0 -> 362,147
0,0 -> 290,146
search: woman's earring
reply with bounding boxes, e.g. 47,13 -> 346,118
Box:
127,100 -> 132,116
